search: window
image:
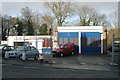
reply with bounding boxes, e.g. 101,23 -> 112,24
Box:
42,39 -> 50,47
63,45 -> 68,49
3,47 -> 7,50
31,47 -> 36,50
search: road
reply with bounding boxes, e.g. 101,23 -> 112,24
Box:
1,58 -> 118,78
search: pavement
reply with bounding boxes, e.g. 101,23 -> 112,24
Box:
50,54 -> 118,71
1,53 -> 119,71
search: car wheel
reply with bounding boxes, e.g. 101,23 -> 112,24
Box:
35,54 -> 39,60
19,55 -> 27,60
19,55 -> 22,60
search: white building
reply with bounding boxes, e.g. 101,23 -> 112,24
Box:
7,35 -> 52,53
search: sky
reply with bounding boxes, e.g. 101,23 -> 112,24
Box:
1,2 -> 118,17
0,1 -> 119,26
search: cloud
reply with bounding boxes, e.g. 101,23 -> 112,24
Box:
2,2 -> 47,17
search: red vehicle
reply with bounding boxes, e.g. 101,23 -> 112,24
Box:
53,43 -> 78,57
52,44 -> 63,53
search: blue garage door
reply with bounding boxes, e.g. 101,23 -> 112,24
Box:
81,32 -> 101,54
58,32 -> 78,46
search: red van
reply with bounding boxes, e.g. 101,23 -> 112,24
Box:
53,43 -> 78,57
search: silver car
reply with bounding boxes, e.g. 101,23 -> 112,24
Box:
7,46 -> 39,60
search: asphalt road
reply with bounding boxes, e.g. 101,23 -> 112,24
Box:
2,61 -> 118,78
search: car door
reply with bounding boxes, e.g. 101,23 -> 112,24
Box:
24,47 -> 31,58
63,45 -> 69,55
30,47 -> 38,57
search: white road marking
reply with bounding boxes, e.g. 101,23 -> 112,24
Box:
24,66 -> 40,69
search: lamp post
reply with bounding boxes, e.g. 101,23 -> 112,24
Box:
15,24 -> 18,47
23,28 -> 26,54
36,29 -> 39,49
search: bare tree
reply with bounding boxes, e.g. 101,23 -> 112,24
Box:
42,15 -> 54,27
42,15 -> 55,34
76,6 -> 96,26
31,12 -> 42,35
93,13 -> 107,26
45,1 -> 73,26
108,10 -> 119,38
109,10 -> 118,28
21,6 -> 32,20
21,7 -> 34,35
1,15 -> 16,40
76,5 -> 107,26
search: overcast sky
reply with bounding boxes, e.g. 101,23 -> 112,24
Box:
0,1 -> 118,26
1,2 -> 118,16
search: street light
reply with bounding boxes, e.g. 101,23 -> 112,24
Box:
15,24 -> 18,47
23,28 -> 26,54
36,29 -> 39,50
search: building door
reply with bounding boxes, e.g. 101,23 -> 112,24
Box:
58,32 -> 78,45
81,32 -> 101,54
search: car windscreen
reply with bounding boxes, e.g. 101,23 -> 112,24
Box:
0,46 -> 4,49
62,45 -> 68,49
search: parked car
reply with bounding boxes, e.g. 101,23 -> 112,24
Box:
53,43 -> 78,57
52,44 -> 63,53
7,46 -> 39,60
108,43 -> 120,52
0,44 -> 15,57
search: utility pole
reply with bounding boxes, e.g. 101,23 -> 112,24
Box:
36,14 -> 39,49
111,34 -> 115,65
110,34 -> 118,65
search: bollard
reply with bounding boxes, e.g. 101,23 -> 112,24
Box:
22,53 -> 26,60
5,51 -> 9,59
39,53 -> 44,63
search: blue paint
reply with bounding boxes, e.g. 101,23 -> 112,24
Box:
81,32 -> 101,54
58,32 -> 101,54
58,32 -> 78,45
42,48 -> 51,54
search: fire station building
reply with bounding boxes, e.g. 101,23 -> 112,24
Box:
53,26 -> 107,54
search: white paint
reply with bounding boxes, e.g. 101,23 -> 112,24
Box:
79,32 -> 81,54
101,33 -> 104,54
1,41 -> 7,44
58,26 -> 103,33
38,41 -> 43,53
